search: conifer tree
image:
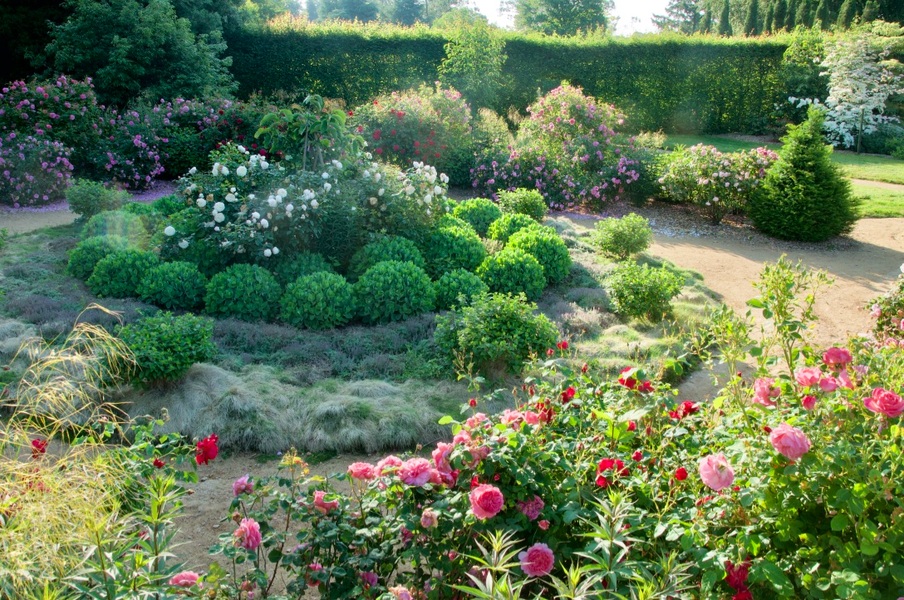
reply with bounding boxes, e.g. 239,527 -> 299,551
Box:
718,0 -> 733,35
796,0 -> 812,27
861,0 -> 878,21
786,0 -> 798,28
835,0 -> 857,27
765,2 -> 775,32
701,7 -> 713,31
744,0 -> 760,35
814,0 -> 830,28
774,0 -> 787,30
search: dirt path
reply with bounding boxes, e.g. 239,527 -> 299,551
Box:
850,178 -> 904,190
0,208 -> 77,233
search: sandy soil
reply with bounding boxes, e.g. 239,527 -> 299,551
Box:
0,209 -> 78,233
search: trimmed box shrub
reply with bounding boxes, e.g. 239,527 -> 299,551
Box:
86,249 -> 160,299
205,264 -> 282,322
423,223 -> 487,279
476,247 -> 547,301
606,262 -> 684,321
496,188 -> 548,222
487,212 -> 537,244
66,235 -> 130,281
508,226 -> 572,285
452,198 -> 502,237
434,268 -> 489,310
348,236 -> 426,280
119,312 -> 215,386
590,213 -> 653,261
354,260 -> 435,324
138,261 -> 208,311
280,271 -> 355,330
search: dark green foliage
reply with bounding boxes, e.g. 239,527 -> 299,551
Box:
66,179 -> 128,221
82,210 -> 151,248
120,202 -> 157,218
353,261 -> 435,324
718,0 -> 733,35
514,0 -> 610,35
423,224 -> 487,279
309,195 -> 363,267
451,198 -> 502,237
348,236 -> 426,280
205,264 -> 283,322
749,108 -> 858,242
280,271 -> 355,330
152,194 -> 188,217
774,0 -> 787,30
434,268 -> 489,310
744,0 -> 760,35
590,213 -> 653,261
507,226 -> 572,285
496,188 -> 548,222
119,312 -> 215,386
606,262 -> 684,321
138,261 -> 208,310
486,213 -> 537,245
86,249 -> 160,298
434,292 -> 558,375
476,247 -> 547,301
271,252 -> 335,286
66,235 -> 130,281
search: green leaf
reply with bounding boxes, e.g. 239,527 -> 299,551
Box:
831,514 -> 850,532
438,415 -> 455,425
747,298 -> 765,308
756,560 -> 795,594
860,541 -> 879,556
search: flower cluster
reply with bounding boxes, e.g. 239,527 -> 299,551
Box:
0,133 -> 73,206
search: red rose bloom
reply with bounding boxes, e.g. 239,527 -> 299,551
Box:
153,458 -> 165,469
195,434 -> 219,465
31,438 -> 48,460
674,467 -> 688,481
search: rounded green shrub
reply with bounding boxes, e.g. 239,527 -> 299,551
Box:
590,213 -> 653,260
348,236 -> 426,280
508,226 -> 572,285
205,264 -> 282,322
86,249 -> 160,298
82,210 -> 150,248
477,247 -> 547,301
452,198 -> 502,237
66,179 -> 128,221
280,271 -> 355,330
434,269 -> 489,310
434,292 -> 558,375
138,261 -> 208,310
606,262 -> 684,321
151,194 -> 187,217
749,108 -> 858,242
271,252 -> 335,286
119,312 -> 215,386
423,224 -> 487,279
496,188 -> 548,222
487,213 -> 537,244
120,202 -> 157,218
434,214 -> 473,231
66,235 -> 130,280
354,261 -> 435,324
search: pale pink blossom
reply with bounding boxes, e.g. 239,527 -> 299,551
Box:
399,457 -> 432,486
432,442 -> 453,472
864,388 -> 904,418
517,495 -> 545,521
794,367 -> 822,388
313,490 -> 339,514
822,347 -> 853,369
818,376 -> 838,393
168,571 -> 200,587
375,455 -> 402,475
389,586 -> 414,600
752,377 -> 780,407
420,507 -> 439,529
769,423 -> 811,461
347,462 -> 376,481
234,518 -> 262,550
232,474 -> 253,496
518,543 -> 555,577
469,484 -> 504,519
698,453 -> 734,491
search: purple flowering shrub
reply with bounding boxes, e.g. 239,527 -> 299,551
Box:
0,133 -> 73,206
657,144 -> 779,223
472,85 -> 640,210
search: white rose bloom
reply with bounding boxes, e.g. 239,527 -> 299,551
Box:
277,188 -> 288,198
196,199 -> 207,208
230,187 -> 237,193
311,199 -> 319,209
440,173 -> 449,183
225,193 -> 237,203
260,219 -> 269,229
214,202 -> 225,212
375,172 -> 382,183
189,166 -> 197,175
323,182 -> 332,192
260,161 -> 269,170
221,166 -> 229,176
249,154 -> 259,163
434,185 -> 442,195
248,193 -> 256,200
251,211 -> 260,219
272,247 -> 280,255
268,197 -> 278,208
300,213 -> 306,220
214,226 -> 220,231
322,172 -> 330,180
378,188 -> 384,196
213,213 -> 225,223
365,152 -> 372,159
164,226 -> 176,236
302,189 -> 315,201
246,219 -> 252,225
286,203 -> 294,212
264,249 -> 272,258
369,197 -> 378,206
178,239 -> 189,249
363,170 -> 371,179
237,145 -> 246,154
332,160 -> 342,170
405,185 -> 415,195
413,161 -> 423,169
424,194 -> 432,204
211,163 -> 220,176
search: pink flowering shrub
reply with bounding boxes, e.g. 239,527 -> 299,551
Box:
657,144 -> 778,223
0,133 -> 73,206
472,84 -> 640,210
867,264 -> 904,342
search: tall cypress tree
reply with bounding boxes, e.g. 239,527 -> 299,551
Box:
861,0 -> 879,21
796,0 -> 812,27
744,0 -> 760,35
765,2 -> 775,32
774,0 -> 787,30
786,0 -> 798,27
835,0 -> 857,27
700,7 -> 713,31
814,0 -> 830,28
718,0 -> 733,34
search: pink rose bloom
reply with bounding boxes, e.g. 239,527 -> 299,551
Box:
168,571 -> 200,587
313,490 -> 339,514
399,457 -> 433,486
870,303 -> 881,318
818,376 -> 838,393
232,474 -> 253,496
469,445 -> 491,463
822,347 -> 853,369
375,455 -> 402,475
698,453 -> 735,491
234,518 -> 262,550
794,367 -> 822,388
517,495 -> 545,521
428,468 -> 444,485
452,430 -> 472,445
347,462 -> 376,481
538,519 -> 550,530
769,423 -> 811,461
464,412 -> 489,429
500,409 -> 525,427
420,507 -> 439,529
469,484 -> 504,519
523,410 -> 540,425
432,442 -> 454,472
864,387 -> 904,418
752,377 -> 780,407
837,369 -> 855,390
802,395 -> 817,410
389,586 -> 414,600
518,542 -> 555,577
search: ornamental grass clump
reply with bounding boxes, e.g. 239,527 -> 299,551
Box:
280,271 -> 355,330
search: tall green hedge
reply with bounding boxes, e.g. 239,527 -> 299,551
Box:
227,22 -> 791,134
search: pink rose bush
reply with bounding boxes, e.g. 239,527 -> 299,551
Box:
698,453 -> 735,491
518,543 -> 555,577
769,423 -> 812,461
168,571 -> 200,588
863,387 -> 904,418
233,517 -> 261,550
469,484 -> 505,520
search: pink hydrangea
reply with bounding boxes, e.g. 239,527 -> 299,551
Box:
794,367 -> 822,388
518,542 -> 555,577
698,453 -> 734,491
375,455 -> 403,475
234,518 -> 262,550
769,423 -> 811,461
232,474 -> 253,497
864,387 -> 904,418
517,495 -> 545,521
313,490 -> 339,514
347,462 -> 376,481
168,571 -> 200,587
752,377 -> 780,407
822,347 -> 853,369
469,484 -> 504,519
399,457 -> 433,486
